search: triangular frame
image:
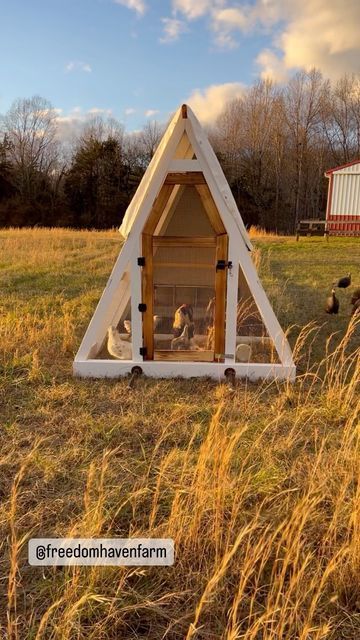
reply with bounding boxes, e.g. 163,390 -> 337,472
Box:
74,104 -> 295,381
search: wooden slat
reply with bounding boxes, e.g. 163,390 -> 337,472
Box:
154,350 -> 214,362
153,236 -> 216,247
195,184 -> 226,234
143,184 -> 174,235
164,172 -> 206,185
141,234 -> 154,360
154,262 -> 213,269
168,159 -> 201,172
214,234 -> 228,361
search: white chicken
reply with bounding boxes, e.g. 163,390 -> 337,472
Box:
107,326 -> 132,360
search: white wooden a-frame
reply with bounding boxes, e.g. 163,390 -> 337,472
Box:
73,104 -> 295,381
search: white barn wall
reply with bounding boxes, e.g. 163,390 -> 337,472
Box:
331,172 -> 360,216
325,160 -> 360,236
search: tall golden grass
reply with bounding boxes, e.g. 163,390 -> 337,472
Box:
1,228 -> 359,639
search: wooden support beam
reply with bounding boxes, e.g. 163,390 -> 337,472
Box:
164,172 -> 206,185
143,184 -> 174,235
153,236 -> 216,247
154,350 -> 214,362
195,184 -> 226,234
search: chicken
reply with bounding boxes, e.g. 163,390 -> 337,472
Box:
333,273 -> 351,289
107,326 -> 132,360
171,322 -> 197,350
325,289 -> 339,314
172,304 -> 193,338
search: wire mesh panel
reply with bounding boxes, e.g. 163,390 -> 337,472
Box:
152,242 -> 216,357
236,265 -> 279,364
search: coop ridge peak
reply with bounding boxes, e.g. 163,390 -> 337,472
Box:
119,103 -> 252,251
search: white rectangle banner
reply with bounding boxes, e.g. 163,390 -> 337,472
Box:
28,538 -> 174,566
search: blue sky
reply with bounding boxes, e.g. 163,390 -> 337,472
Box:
1,0 -> 359,131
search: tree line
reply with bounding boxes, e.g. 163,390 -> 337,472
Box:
1,69 -> 360,233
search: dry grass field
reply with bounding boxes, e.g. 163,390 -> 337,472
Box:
0,228 -> 359,640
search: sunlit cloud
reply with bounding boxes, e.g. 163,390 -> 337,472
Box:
186,82 -> 246,124
55,107 -> 113,142
172,0 -> 225,20
160,17 -> 188,43
114,0 -> 146,16
169,0 -> 360,79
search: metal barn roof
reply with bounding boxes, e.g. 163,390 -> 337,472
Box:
325,159 -> 360,176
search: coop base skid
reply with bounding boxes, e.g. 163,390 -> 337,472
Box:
73,359 -> 296,382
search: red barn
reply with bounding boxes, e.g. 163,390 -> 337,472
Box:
325,160 -> 360,236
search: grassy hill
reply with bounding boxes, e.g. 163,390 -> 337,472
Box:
0,228 -> 359,639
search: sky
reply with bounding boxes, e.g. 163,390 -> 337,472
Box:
1,0 -> 360,133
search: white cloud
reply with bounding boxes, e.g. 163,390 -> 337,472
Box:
145,109 -> 160,117
256,49 -> 289,83
274,0 -> 360,79
125,107 -> 136,116
160,17 -> 188,43
185,82 -> 246,124
114,0 -> 146,16
88,107 -> 112,115
55,107 -> 113,142
172,0 -> 225,20
169,0 -> 360,79
65,61 -> 92,73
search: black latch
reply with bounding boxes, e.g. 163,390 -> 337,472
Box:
216,260 -> 233,271
138,303 -> 147,312
139,347 -> 147,356
137,257 -> 145,267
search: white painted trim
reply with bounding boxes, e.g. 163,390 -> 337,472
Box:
119,108 -> 184,239
74,359 -> 296,382
185,110 -> 252,251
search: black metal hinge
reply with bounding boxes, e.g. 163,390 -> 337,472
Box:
139,347 -> 147,357
216,260 -> 233,271
138,303 -> 147,312
137,256 -> 145,267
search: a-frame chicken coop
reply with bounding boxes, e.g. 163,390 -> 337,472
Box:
73,104 -> 295,381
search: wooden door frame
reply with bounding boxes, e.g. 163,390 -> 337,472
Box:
141,234 -> 228,362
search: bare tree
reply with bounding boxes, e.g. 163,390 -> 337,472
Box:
284,69 -> 328,230
138,120 -> 164,166
322,74 -> 360,163
1,95 -> 59,200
